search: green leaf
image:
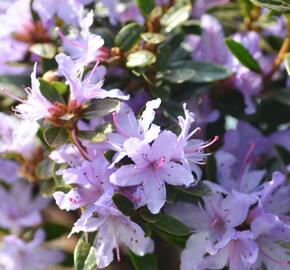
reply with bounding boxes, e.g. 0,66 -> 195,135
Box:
160,0 -> 192,33
39,178 -> 56,197
115,23 -> 144,51
29,43 -> 56,59
35,159 -> 54,180
285,52 -> 290,76
136,0 -> 155,17
129,251 -> 157,270
39,79 -> 65,104
83,247 -> 97,270
141,33 -> 166,44
176,182 -> 212,197
275,145 -> 290,165
43,223 -> 68,241
206,154 -> 217,182
161,60 -> 231,83
225,38 -> 262,73
271,88 -> 290,106
154,214 -> 190,236
74,236 -> 95,270
51,81 -> 68,95
44,127 -> 69,148
112,193 -> 135,216
77,130 -> 106,143
82,99 -> 120,119
249,0 -> 290,12
126,50 -> 156,68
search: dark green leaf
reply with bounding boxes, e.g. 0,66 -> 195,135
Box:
35,159 -> 54,180
136,0 -> 155,17
82,99 -> 120,119
176,182 -> 212,197
206,154 -> 217,182
155,229 -> 188,248
154,214 -> 190,236
249,0 -> 290,12
129,251 -> 157,270
77,130 -> 106,143
115,23 -> 144,51
44,127 -> 69,148
39,79 -> 65,104
29,43 -> 56,59
112,193 -> 135,216
271,88 -> 290,106
39,178 -> 56,197
275,145 -> 290,166
225,38 -> 262,73
43,223 -> 68,241
161,60 -> 232,83
126,50 -> 156,68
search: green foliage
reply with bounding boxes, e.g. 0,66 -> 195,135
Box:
129,251 -> 158,270
115,23 -> 144,51
225,38 -> 262,73
39,79 -> 65,104
285,52 -> 290,76
126,50 -> 157,68
82,99 -> 120,119
29,43 -> 56,59
35,158 -> 54,180
249,0 -> 290,12
44,127 -> 69,148
135,0 -> 155,17
112,193 -> 135,216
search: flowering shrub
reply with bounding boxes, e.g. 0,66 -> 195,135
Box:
0,0 -> 289,270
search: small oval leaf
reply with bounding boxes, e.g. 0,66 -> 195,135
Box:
126,50 -> 156,68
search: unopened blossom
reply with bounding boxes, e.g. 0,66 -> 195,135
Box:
0,112 -> 39,159
53,156 -> 114,211
70,200 -> 153,269
0,182 -> 48,232
0,158 -> 19,184
0,230 -> 64,270
57,11 -> 109,70
172,104 -> 219,180
108,98 -> 161,166
110,131 -> 194,214
56,53 -> 129,105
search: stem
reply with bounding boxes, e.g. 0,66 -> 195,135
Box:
70,128 -> 90,161
265,16 -> 290,81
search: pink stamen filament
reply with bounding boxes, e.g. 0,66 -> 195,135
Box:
0,87 -> 25,103
112,112 -> 129,139
185,136 -> 219,155
187,127 -> 201,140
153,157 -> 166,169
237,143 -> 256,191
261,248 -> 290,265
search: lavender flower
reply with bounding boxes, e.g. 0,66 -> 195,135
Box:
56,11 -> 109,70
53,155 -> 114,211
0,112 -> 39,159
110,130 -> 194,214
167,192 -> 255,266
0,230 -> 64,270
70,200 -> 153,269
0,182 -> 48,232
0,158 -> 19,184
56,53 -> 129,105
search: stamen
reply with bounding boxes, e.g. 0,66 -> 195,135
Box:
261,248 -> 290,265
55,27 -> 86,49
184,136 -> 219,155
199,136 -> 219,149
0,87 -> 25,103
112,112 -> 129,139
187,127 -> 201,140
153,157 -> 166,169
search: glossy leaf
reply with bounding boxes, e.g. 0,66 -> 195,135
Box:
44,127 -> 69,148
176,182 -> 212,197
129,251 -> 157,270
29,43 -> 56,59
249,0 -> 290,12
35,158 -> 54,180
39,79 -> 65,104
141,33 -> 166,44
115,23 -> 144,51
126,50 -> 156,68
136,0 -> 155,17
112,193 -> 135,216
74,236 -> 95,270
154,214 -> 190,236
285,52 -> 290,76
82,99 -> 120,119
43,223 -> 68,241
225,38 -> 262,73
161,0 -> 192,33
161,60 -> 231,83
